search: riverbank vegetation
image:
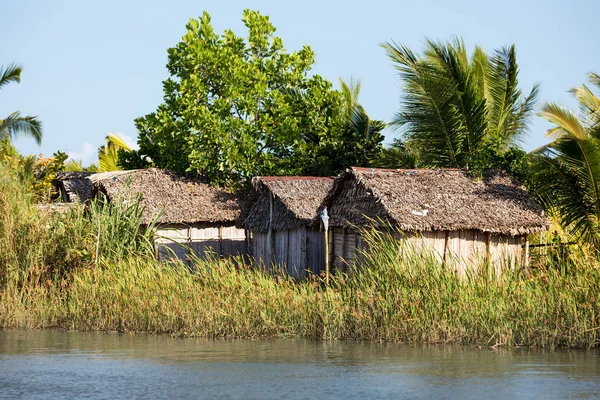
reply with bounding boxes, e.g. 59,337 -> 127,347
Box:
1,163 -> 598,348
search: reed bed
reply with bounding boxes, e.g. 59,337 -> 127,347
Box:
1,164 -> 599,348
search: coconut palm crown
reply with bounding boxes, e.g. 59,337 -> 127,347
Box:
382,38 -> 539,170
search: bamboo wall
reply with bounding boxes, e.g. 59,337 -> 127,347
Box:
330,228 -> 525,276
252,226 -> 326,278
155,223 -> 248,264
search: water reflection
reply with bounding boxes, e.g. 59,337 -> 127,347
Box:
0,330 -> 599,399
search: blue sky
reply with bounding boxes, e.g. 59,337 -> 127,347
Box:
2,0 -> 598,165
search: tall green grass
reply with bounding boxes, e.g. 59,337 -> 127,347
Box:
1,162 -> 599,348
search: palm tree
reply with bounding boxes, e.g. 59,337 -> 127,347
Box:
98,132 -> 132,172
338,77 -> 386,165
0,64 -> 42,144
529,73 -> 600,246
381,38 -> 538,170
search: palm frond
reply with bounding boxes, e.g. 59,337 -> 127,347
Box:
529,150 -> 600,245
589,72 -> 600,89
98,132 -> 132,172
570,84 -> 600,127
0,64 -> 22,90
0,112 -> 43,145
539,102 -> 587,139
106,132 -> 132,151
485,45 -> 535,146
470,46 -> 489,99
339,77 -> 361,106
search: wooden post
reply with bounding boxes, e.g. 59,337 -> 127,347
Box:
442,230 -> 449,267
325,228 -> 330,284
341,228 -> 347,272
300,226 -> 308,275
523,236 -> 530,267
267,192 -> 274,269
187,225 -> 192,267
485,232 -> 491,265
218,226 -> 223,257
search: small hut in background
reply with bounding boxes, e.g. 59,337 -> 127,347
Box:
52,172 -> 93,203
324,167 -> 549,274
243,176 -> 333,277
89,168 -> 246,262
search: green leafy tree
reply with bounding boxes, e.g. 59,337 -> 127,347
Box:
529,73 -> 600,246
0,64 -> 42,144
125,10 -> 382,184
382,38 -> 538,172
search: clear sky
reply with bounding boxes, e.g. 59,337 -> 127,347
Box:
2,0 -> 598,165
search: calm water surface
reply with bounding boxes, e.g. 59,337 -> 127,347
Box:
0,330 -> 599,399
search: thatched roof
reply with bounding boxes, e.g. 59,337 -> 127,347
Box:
51,172 -> 94,203
324,167 -> 549,236
89,168 -> 241,225
244,176 -> 334,232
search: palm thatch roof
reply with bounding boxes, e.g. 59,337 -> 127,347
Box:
89,168 -> 241,225
51,172 -> 94,203
244,176 -> 334,232
324,167 -> 549,236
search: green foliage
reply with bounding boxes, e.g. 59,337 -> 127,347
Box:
126,10 -> 383,184
1,143 -> 68,201
0,162 -> 156,289
0,64 -> 43,144
377,139 -> 425,169
381,38 -> 538,172
98,132 -> 132,172
530,73 -> 600,247
64,159 -> 83,172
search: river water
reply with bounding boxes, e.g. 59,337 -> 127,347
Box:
0,330 -> 599,399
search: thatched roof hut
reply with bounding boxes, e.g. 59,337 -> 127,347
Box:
90,168 -> 241,225
90,168 -> 247,262
244,176 -> 334,232
244,176 -> 334,277
325,167 -> 549,236
324,167 -> 550,273
52,172 -> 93,203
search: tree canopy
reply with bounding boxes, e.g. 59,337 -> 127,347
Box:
124,10 -> 383,184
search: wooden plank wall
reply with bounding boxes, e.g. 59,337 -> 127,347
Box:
331,227 -> 366,273
329,227 -> 526,276
156,225 -> 190,263
444,230 -> 488,275
253,232 -> 269,268
489,234 -> 522,273
252,227 -> 326,278
401,231 -> 446,264
306,229 -> 325,275
156,223 -> 247,263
